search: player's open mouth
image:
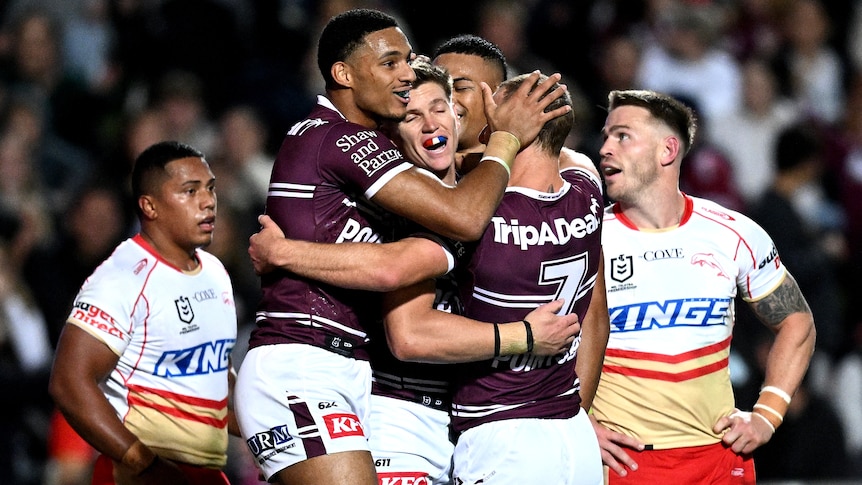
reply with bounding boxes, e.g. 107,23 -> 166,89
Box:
200,217 -> 215,231
395,90 -> 410,102
423,136 -> 447,151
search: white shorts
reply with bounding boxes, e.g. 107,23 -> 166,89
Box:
368,394 -> 453,485
452,411 -> 602,485
234,344 -> 373,480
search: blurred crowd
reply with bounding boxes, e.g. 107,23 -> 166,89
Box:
0,0 -> 861,483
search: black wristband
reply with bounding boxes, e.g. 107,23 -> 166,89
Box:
493,323 -> 501,357
523,319 -> 534,353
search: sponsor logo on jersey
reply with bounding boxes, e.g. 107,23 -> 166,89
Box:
377,472 -> 432,485
609,298 -> 731,332
610,254 -> 633,282
492,336 -> 579,372
758,245 -> 780,270
193,288 -> 217,302
336,130 -> 402,177
175,296 -> 194,323
133,258 -> 148,275
336,217 -> 382,243
490,201 -> 600,251
336,130 -> 378,152
153,338 -> 235,377
323,412 -> 364,438
643,248 -> 684,261
691,253 -> 730,279
702,206 -> 735,221
246,423 -> 295,462
71,301 -> 126,340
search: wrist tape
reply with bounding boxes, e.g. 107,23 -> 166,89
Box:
752,386 -> 791,432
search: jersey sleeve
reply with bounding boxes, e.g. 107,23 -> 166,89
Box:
319,124 -> 413,199
561,165 -> 603,195
734,212 -> 787,302
66,262 -> 141,355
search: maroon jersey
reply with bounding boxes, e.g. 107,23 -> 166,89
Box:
450,167 -> 604,433
370,261 -> 463,411
248,96 -> 413,360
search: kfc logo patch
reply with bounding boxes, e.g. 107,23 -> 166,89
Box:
323,413 -> 364,438
377,472 -> 432,485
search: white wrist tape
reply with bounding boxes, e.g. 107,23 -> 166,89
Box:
760,386 -> 792,404
751,410 -> 776,433
480,156 -> 511,176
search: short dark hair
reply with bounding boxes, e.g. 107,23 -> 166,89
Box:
497,73 -> 573,155
608,90 -> 698,157
433,34 -> 508,83
317,9 -> 400,88
774,123 -> 822,172
410,59 -> 452,100
131,141 -> 204,208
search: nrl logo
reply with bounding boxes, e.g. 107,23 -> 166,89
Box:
610,254 -> 633,282
175,296 -> 195,323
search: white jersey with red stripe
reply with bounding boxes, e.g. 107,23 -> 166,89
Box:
66,234 -> 237,467
592,194 -> 785,449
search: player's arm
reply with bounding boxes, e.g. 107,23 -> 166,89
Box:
382,280 -> 579,363
590,246 -> 645,478
227,356 -> 240,437
713,272 -> 816,454
373,72 -> 571,241
249,215 -> 449,291
48,324 -> 185,482
575,252 -> 609,411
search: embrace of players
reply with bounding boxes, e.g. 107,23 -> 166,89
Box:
46,6 -> 817,485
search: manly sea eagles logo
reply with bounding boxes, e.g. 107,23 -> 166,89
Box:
610,254 -> 634,282
175,296 -> 195,323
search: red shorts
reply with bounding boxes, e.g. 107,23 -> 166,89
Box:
607,442 -> 755,485
47,409 -> 96,462
91,454 -> 230,485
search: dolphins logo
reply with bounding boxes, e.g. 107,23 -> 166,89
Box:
691,253 -> 730,279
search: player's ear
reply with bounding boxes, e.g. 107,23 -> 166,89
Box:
139,195 -> 157,220
660,135 -> 680,167
332,61 -> 351,88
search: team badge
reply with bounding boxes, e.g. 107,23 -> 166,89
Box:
610,254 -> 633,282
175,296 -> 195,323
691,253 -> 730,279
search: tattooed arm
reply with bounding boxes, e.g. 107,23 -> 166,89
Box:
713,272 -> 816,454
749,272 -> 816,400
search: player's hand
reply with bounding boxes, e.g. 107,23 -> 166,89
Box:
524,299 -> 579,356
248,214 -> 287,275
713,408 -> 773,455
589,414 -> 644,478
482,71 -> 570,149
113,456 -> 189,485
